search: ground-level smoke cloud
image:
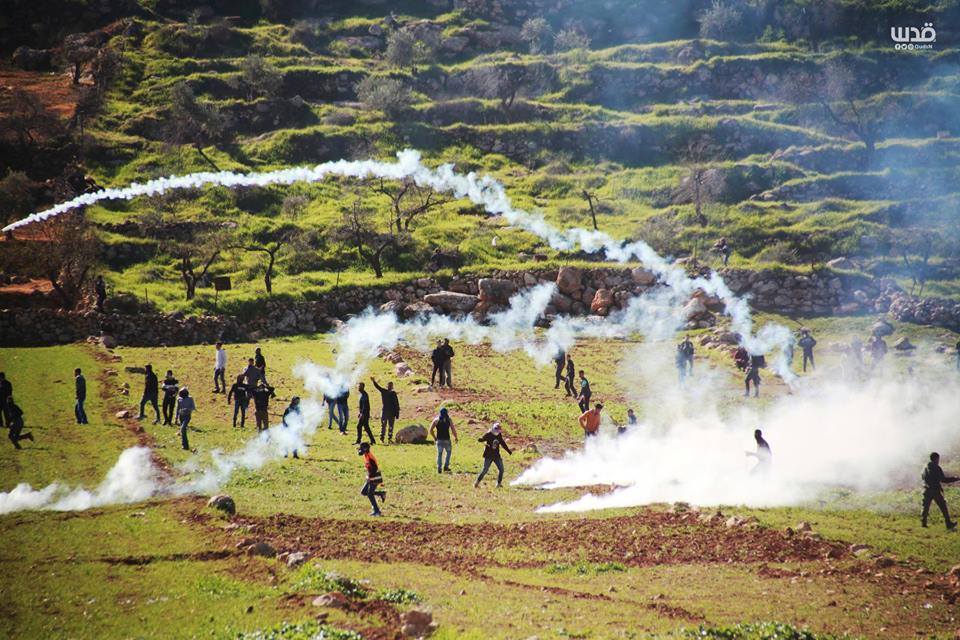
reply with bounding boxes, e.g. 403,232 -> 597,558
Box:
516,352 -> 960,512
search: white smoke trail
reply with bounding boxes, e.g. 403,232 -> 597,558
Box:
5,149 -> 776,358
516,354 -> 960,512
0,150 -> 802,514
0,447 -> 159,514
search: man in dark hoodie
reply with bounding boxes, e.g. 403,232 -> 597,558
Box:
430,339 -> 445,387
354,382 -> 375,445
138,364 -> 160,424
474,423 -> 512,488
922,452 -> 958,530
440,338 -> 455,388
371,377 -> 400,443
74,368 -> 89,425
227,374 -> 249,429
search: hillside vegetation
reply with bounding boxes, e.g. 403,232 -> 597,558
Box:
2,0 -> 960,314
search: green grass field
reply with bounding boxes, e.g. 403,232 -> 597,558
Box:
2,312 -> 959,638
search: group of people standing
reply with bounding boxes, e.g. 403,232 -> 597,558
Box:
430,339 -> 455,388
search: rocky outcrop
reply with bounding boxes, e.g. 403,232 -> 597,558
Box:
394,424 -> 428,444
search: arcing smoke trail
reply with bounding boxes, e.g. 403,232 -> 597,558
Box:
5,149 -> 778,362
1,150 -> 796,514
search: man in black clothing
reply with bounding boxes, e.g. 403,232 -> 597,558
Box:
251,383 -> 276,432
227,374 -> 249,429
430,340 -> 444,387
744,355 -> 763,398
254,347 -> 266,374
94,275 -> 107,312
161,370 -> 179,426
354,382 -> 375,445
282,396 -> 302,459
746,429 -> 772,475
0,373 -> 12,428
138,364 -> 160,424
921,452 -> 958,530
6,396 -> 33,449
564,355 -> 576,397
371,377 -> 400,443
553,350 -> 566,389
440,338 -> 455,388
798,330 -> 817,372
74,368 -> 89,425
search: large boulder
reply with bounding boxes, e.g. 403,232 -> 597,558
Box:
893,337 -> 916,351
246,541 -> 276,558
402,301 -> 435,319
477,278 -> 516,304
871,319 -> 894,337
379,300 -> 406,315
207,494 -> 236,516
12,46 -> 52,71
394,424 -> 428,444
556,266 -> 582,295
423,291 -> 478,313
631,267 -> 657,286
590,289 -> 615,316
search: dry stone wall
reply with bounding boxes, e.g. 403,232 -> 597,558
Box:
2,267 -> 958,347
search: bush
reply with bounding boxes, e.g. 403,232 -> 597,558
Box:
237,621 -> 362,640
554,28 -> 590,52
356,76 -> 411,115
520,17 -> 553,54
699,1 -> 749,41
0,170 -> 35,225
377,588 -> 421,604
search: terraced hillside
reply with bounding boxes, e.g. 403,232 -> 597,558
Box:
2,0 -> 960,314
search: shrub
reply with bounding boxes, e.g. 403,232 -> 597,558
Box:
554,28 -> 590,52
699,1 -> 749,41
356,76 -> 411,115
520,17 -> 553,54
378,588 -> 421,604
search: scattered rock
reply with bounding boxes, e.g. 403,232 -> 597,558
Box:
246,541 -> 276,558
313,592 -> 351,609
400,608 -> 437,638
100,334 -> 118,349
394,424 -> 428,444
796,521 -> 813,533
207,494 -> 236,516
395,362 -> 414,377
850,544 -> 870,554
893,337 -> 916,351
286,551 -> 309,568
871,320 -> 894,337
630,267 -> 657,286
115,410 -> 130,419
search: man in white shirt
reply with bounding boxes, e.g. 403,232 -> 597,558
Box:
214,342 -> 227,393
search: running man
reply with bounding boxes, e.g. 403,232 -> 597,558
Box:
577,370 -> 592,413
746,429 -> 772,475
354,382 -> 375,445
6,396 -> 33,449
358,442 -> 386,516
227,374 -> 249,428
138,364 -> 160,424
922,452 -> 958,530
579,403 -> 603,439
474,423 -> 512,488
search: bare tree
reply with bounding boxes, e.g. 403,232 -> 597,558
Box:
164,232 -> 224,300
239,54 -> 282,100
8,215 -> 100,309
7,89 -> 64,155
676,135 -> 723,227
164,82 -> 230,171
335,196 -> 398,278
230,225 -> 296,295
61,33 -> 98,85
373,178 -> 449,234
788,62 -> 886,167
580,189 -> 600,231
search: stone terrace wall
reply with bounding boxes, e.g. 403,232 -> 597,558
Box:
2,266 -> 959,347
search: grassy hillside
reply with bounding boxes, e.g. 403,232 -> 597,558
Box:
3,0 -> 960,314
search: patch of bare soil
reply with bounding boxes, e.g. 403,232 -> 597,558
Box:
220,509 -> 848,573
0,63 -> 78,125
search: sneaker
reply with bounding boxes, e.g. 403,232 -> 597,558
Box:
921,522 -> 928,528
353,441 -> 362,445
370,510 -> 382,517
25,433 -> 34,442
377,491 -> 386,503
948,522 -> 957,531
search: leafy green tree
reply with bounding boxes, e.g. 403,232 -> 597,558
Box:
164,82 -> 231,171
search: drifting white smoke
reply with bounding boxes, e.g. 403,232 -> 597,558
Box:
0,447 -> 159,514
0,150 -> 802,514
517,349 -> 960,512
